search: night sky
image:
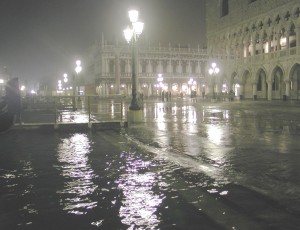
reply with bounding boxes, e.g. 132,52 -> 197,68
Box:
0,0 -> 206,88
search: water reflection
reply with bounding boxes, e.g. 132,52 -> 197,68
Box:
116,152 -> 164,229
59,111 -> 90,123
56,133 -> 97,215
207,125 -> 223,145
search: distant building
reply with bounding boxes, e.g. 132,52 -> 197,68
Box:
206,0 -> 300,100
84,38 -> 208,97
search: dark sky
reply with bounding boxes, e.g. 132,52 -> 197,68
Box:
0,0 -> 206,87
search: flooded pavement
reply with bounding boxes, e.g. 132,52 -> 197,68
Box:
1,98 -> 300,229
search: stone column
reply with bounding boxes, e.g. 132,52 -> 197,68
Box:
115,53 -> 120,94
239,84 -> 244,100
260,38 -> 264,54
208,83 -> 214,98
105,59 -> 109,75
167,60 -> 172,74
216,81 -> 222,96
267,80 -> 272,100
276,33 -> 281,51
126,59 -> 131,74
267,37 -> 272,53
239,43 -> 244,58
253,83 -> 257,100
250,39 -> 255,56
285,80 -> 291,99
286,31 -> 290,50
296,26 -> 300,53
195,61 -> 201,74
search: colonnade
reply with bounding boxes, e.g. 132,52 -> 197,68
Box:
90,44 -> 208,97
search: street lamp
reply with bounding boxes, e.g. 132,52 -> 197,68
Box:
123,9 -> 144,110
63,73 -> 68,83
72,60 -> 82,111
208,62 -> 220,99
75,60 -> 82,95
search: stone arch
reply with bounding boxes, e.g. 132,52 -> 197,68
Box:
270,65 -> 284,99
256,68 -> 267,99
230,72 -> 240,96
288,63 -> 300,100
242,69 -> 252,99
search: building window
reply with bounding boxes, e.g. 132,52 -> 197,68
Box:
221,0 -> 229,17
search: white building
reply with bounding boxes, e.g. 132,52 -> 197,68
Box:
206,0 -> 300,100
84,38 -> 208,97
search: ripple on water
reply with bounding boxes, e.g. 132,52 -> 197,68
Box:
55,133 -> 98,215
115,152 -> 167,229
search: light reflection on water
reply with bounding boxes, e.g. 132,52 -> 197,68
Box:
115,152 -> 164,229
56,133 -> 98,215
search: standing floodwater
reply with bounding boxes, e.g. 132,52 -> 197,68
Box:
1,99 -> 300,229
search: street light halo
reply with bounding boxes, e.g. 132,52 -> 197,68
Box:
123,26 -> 133,43
133,21 -> 144,35
128,10 -> 139,23
75,65 -> 82,74
76,60 -> 81,66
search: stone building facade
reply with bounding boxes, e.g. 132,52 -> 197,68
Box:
206,0 -> 300,100
85,39 -> 208,97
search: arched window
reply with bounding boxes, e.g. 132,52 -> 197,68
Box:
290,24 -> 296,48
221,0 -> 229,17
272,75 -> 280,91
257,75 -> 262,91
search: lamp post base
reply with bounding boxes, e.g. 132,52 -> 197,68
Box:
127,109 -> 143,123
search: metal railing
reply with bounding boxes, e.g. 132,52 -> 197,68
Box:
19,95 -> 127,125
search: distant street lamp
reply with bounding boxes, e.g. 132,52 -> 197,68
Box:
208,63 -> 220,99
75,60 -> 82,95
123,10 -> 144,110
63,73 -> 68,83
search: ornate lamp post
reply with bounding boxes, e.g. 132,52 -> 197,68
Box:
75,60 -> 82,95
123,10 -> 144,110
208,62 -> 220,99
72,60 -> 82,111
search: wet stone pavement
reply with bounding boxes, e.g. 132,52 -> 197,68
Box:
1,98 -> 300,229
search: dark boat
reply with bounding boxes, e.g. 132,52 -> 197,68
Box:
0,78 -> 21,133
0,97 -> 14,133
